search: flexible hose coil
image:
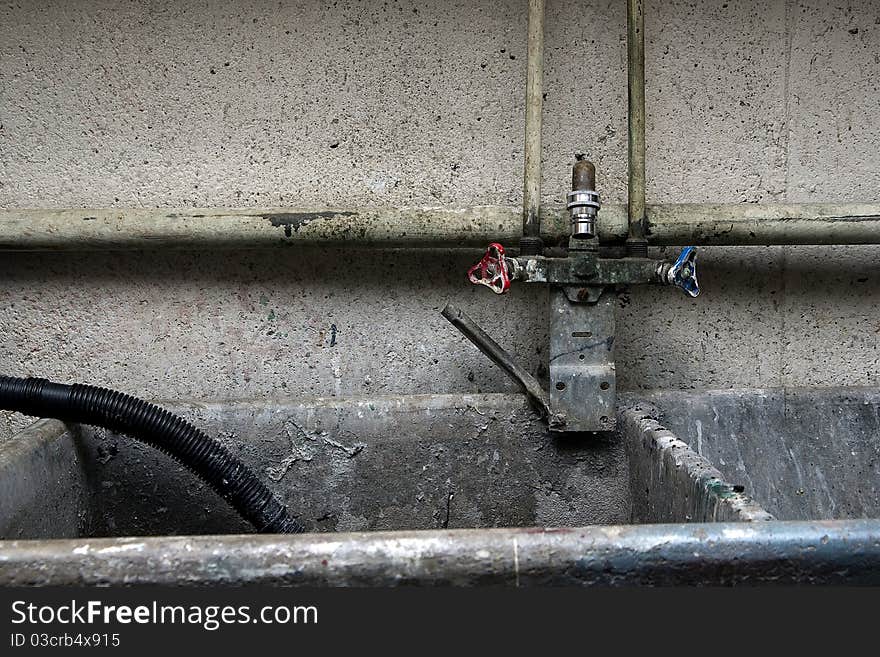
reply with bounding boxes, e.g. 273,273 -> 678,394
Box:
0,376 -> 302,534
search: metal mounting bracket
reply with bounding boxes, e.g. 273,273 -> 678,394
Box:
549,287 -> 616,432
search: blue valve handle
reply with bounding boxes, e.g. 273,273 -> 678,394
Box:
670,247 -> 700,297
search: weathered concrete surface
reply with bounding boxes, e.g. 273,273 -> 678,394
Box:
0,1 -> 526,208
638,387 -> 880,521
0,392 -> 777,540
48,394 -> 631,537
620,405 -> 772,523
0,249 -> 549,440
1,0 -> 880,440
0,419 -> 90,539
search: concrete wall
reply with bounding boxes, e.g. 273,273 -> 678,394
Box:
2,0 -> 879,440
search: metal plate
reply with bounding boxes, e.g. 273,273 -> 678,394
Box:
548,288 -> 616,432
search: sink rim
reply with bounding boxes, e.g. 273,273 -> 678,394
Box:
1,519 -> 878,586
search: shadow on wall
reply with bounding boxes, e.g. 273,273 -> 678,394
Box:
1,243 -> 879,446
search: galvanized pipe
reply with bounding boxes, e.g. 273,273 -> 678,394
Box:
2,204 -> 880,250
521,0 -> 545,251
2,520 -> 880,585
626,0 -> 648,254
644,203 -> 880,245
0,206 -> 546,251
0,203 -> 880,251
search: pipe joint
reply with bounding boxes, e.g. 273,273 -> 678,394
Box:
568,160 -> 601,239
567,190 -> 601,239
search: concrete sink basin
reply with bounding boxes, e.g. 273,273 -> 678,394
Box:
0,389 -> 878,585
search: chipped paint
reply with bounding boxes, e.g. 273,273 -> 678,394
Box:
263,211 -> 357,238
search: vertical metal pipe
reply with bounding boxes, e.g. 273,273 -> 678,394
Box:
520,0 -> 545,254
626,0 -> 648,255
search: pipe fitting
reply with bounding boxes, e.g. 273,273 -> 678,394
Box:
567,160 -> 601,238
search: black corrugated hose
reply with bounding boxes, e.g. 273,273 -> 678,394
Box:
0,376 -> 302,534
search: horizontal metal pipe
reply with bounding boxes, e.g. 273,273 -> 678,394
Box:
645,203 -> 880,245
0,203 -> 879,250
2,520 -> 879,585
0,206 -> 589,250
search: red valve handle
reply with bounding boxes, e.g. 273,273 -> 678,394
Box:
467,242 -> 511,294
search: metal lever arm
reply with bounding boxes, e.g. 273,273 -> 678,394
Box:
441,303 -> 551,419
